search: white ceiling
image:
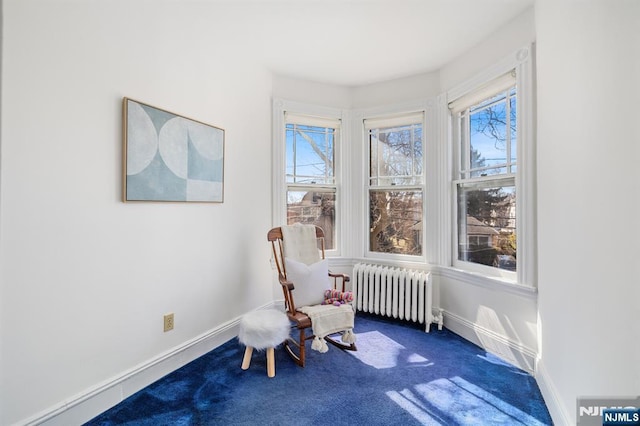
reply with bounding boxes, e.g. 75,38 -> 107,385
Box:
235,0 -> 534,86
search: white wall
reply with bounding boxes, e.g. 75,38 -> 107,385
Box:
272,74 -> 353,109
273,66 -> 441,111
439,7 -> 536,91
435,7 -> 539,371
351,72 -> 440,109
0,1 -> 274,424
535,1 -> 640,424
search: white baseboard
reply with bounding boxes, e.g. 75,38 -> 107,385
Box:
535,358 -> 571,426
21,303 -> 278,426
443,310 -> 537,374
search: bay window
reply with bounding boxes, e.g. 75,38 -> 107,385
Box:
272,45 -> 535,287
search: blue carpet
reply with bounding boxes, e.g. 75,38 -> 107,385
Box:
85,314 -> 552,425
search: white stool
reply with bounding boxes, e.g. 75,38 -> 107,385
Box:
238,309 -> 290,378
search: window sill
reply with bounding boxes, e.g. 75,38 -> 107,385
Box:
435,265 -> 537,298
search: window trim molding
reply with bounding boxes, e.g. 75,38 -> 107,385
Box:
356,100 -> 431,262
514,45 -> 537,288
430,94 -> 452,266
446,44 -> 536,287
272,98 -> 346,256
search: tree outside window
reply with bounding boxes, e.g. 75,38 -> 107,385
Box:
455,83 -> 517,272
367,116 -> 424,256
285,120 -> 338,249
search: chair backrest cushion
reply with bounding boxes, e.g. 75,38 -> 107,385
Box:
284,257 -> 330,307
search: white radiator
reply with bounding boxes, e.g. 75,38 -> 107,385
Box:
353,263 -> 442,333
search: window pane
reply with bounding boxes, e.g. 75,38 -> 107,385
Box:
286,124 -> 335,184
467,88 -> 516,178
369,190 -> 422,255
369,124 -> 423,186
287,190 -> 335,250
457,182 -> 516,271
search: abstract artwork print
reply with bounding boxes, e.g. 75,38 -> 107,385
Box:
123,98 -> 224,202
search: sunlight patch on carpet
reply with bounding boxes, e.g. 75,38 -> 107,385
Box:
347,330 -> 432,369
407,352 -> 430,364
387,376 -> 548,425
446,377 -> 546,425
386,389 -> 442,425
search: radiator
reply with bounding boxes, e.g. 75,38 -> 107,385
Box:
353,263 -> 443,333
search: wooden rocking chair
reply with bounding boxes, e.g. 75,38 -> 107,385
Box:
267,225 -> 357,367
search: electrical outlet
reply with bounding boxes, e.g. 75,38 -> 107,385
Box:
164,313 -> 174,332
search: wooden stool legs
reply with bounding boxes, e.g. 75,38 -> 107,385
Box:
241,346 -> 276,378
266,348 -> 275,378
241,346 -> 253,370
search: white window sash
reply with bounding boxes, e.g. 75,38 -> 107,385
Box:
367,111 -> 424,190
287,184 -> 336,192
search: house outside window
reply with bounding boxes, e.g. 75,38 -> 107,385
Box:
285,113 -> 340,249
365,113 -> 424,256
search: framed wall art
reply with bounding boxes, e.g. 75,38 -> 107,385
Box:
122,98 -> 224,203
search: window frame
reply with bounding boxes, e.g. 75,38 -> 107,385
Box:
446,45 -> 536,286
362,109 -> 427,262
272,99 -> 346,256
